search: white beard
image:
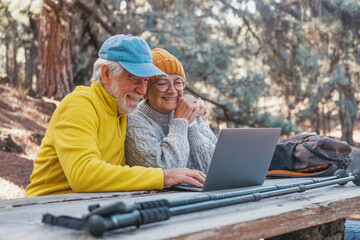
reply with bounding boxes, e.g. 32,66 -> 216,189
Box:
108,80 -> 140,114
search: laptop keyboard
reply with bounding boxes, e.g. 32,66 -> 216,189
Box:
172,182 -> 203,191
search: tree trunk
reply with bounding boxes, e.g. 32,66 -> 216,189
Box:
24,44 -> 31,89
339,94 -> 355,146
126,0 -> 132,21
37,0 -> 74,100
12,22 -> 18,88
24,18 -> 38,91
5,34 -> 10,78
339,87 -> 355,146
314,106 -> 320,135
4,8 -> 11,79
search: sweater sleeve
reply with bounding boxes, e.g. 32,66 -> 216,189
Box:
195,117 -> 218,143
187,117 -> 218,174
126,115 -> 190,169
52,96 -> 164,192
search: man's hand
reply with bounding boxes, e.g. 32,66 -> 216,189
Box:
163,168 -> 206,187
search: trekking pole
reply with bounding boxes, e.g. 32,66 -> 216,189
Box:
85,169 -> 349,218
86,169 -> 360,237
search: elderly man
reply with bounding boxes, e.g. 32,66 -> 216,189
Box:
25,35 -> 205,197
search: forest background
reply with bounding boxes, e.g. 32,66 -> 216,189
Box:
0,0 -> 360,199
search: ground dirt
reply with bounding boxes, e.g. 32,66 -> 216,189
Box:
0,83 -> 57,199
0,83 -> 360,201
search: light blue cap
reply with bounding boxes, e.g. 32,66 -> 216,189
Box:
98,34 -> 166,78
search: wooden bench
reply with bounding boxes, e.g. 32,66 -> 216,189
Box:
0,177 -> 359,239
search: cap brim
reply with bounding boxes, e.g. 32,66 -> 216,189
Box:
119,61 -> 167,78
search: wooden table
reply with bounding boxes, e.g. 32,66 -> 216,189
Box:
0,178 -> 359,239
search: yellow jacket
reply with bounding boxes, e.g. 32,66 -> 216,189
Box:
25,82 -> 163,197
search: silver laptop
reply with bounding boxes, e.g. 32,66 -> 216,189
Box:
172,128 -> 281,191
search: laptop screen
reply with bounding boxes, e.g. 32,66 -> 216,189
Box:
202,128 -> 281,191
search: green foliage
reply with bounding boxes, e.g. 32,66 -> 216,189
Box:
256,113 -> 299,135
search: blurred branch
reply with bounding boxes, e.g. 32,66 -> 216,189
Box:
43,0 -> 61,16
276,1 -> 301,20
329,39 -> 342,73
185,85 -> 244,124
74,0 -> 116,35
187,84 -> 293,130
219,0 -> 262,48
148,29 -> 194,45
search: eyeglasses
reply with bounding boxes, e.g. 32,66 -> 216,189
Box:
153,78 -> 185,92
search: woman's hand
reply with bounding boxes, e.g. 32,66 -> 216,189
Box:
174,94 -> 210,123
187,98 -> 209,123
174,94 -> 198,121
196,99 -> 209,121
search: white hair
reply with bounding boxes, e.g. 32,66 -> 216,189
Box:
91,58 -> 124,84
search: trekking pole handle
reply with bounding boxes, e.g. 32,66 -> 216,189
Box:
85,169 -> 349,218
86,169 -> 359,237
87,206 -> 171,237
85,202 -> 127,218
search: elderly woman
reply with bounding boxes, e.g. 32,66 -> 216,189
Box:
125,48 -> 217,174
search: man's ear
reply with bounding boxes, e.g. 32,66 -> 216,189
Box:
101,65 -> 111,89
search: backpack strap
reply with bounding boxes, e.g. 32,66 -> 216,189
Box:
267,164 -> 336,177
303,142 -> 351,167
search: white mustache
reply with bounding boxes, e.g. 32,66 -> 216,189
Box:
126,93 -> 141,100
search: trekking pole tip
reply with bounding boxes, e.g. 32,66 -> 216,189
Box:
334,169 -> 349,178
352,169 -> 360,186
334,169 -> 349,186
87,215 -> 106,237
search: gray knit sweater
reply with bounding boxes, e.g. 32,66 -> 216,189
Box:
125,100 -> 217,174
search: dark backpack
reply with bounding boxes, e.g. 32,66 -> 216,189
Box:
267,134 -> 352,177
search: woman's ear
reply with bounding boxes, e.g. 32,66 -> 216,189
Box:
143,84 -> 152,100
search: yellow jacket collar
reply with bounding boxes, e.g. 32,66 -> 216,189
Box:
91,82 -> 118,115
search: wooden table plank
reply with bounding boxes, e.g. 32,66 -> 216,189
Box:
0,191 -> 151,208
0,178 -> 359,240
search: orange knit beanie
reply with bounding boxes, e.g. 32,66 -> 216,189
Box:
144,48 -> 186,99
